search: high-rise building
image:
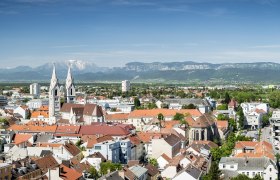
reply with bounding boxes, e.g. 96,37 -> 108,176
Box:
122,80 -> 130,92
65,65 -> 76,103
30,83 -> 40,97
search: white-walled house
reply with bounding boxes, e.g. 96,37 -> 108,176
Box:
14,105 -> 30,119
219,157 -> 278,180
151,134 -> 181,159
241,102 -> 269,129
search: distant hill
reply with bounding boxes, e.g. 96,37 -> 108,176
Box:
0,60 -> 280,83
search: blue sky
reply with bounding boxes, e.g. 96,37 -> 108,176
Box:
0,0 -> 280,68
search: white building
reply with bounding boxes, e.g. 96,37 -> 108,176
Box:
241,102 -> 269,129
270,110 -> 280,143
30,83 -> 40,97
122,80 -> 130,92
26,99 -> 49,110
219,157 -> 278,180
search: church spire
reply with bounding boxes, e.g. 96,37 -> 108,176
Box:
52,63 -> 58,80
65,62 -> 76,103
66,64 -> 73,89
50,63 -> 58,90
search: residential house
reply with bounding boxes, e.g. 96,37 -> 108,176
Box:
11,158 -> 42,180
157,153 -> 171,170
105,113 -> 129,124
216,120 -> 230,140
13,105 -> 30,119
151,134 -> 181,159
128,135 -> 144,161
81,152 -> 106,171
241,102 -> 269,129
128,109 -> 202,131
145,163 -> 159,180
270,110 -> 280,143
219,157 -> 278,180
124,165 -> 148,180
173,165 -> 203,180
164,98 -> 211,113
233,141 -> 274,160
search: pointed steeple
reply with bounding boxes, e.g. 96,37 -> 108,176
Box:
51,63 -> 57,80
66,64 -> 73,89
50,63 -> 58,90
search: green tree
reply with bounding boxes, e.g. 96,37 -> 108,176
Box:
148,158 -> 158,167
182,103 -> 197,109
237,106 -> 245,130
217,114 -> 229,120
173,113 -> 185,121
134,97 -> 141,108
100,162 -> 122,175
217,104 -> 228,110
157,113 -> 164,128
89,166 -> 99,179
224,92 -> 231,104
202,161 -> 221,180
147,103 -> 157,109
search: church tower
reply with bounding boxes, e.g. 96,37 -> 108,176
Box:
49,64 -> 60,124
65,64 -> 76,103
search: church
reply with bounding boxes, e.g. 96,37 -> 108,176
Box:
48,64 -> 104,125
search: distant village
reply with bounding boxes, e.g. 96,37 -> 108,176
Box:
0,65 -> 279,180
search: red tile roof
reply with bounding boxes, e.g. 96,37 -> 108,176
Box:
63,141 -> 81,156
216,120 -> 228,129
105,113 -> 129,121
59,164 -> 83,180
129,109 -> 202,118
55,125 -> 81,134
13,134 -> 32,145
79,124 -> 130,136
8,124 -> 57,133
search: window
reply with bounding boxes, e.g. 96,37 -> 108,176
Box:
230,165 -> 234,169
253,172 -> 255,176
270,168 -> 272,172
223,164 -> 226,168
95,146 -> 101,150
247,172 -> 249,176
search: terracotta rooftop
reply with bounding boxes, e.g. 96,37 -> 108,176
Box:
129,109 -> 202,118
8,124 -> 57,133
55,125 -> 81,134
39,105 -> 49,111
31,111 -> 49,118
234,141 -> 274,160
34,155 -> 59,173
59,164 -> 83,180
63,141 -> 81,156
13,134 -> 32,145
105,113 -> 129,121
216,120 -> 229,129
79,124 -> 130,136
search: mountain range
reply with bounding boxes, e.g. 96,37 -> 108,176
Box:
1,60 -> 280,84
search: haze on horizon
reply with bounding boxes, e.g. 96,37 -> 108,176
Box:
0,0 -> 280,68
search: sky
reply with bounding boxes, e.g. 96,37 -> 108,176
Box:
0,0 -> 280,68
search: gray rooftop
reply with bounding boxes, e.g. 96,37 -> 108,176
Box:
165,98 -> 210,106
129,165 -> 148,178
220,157 -> 275,171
